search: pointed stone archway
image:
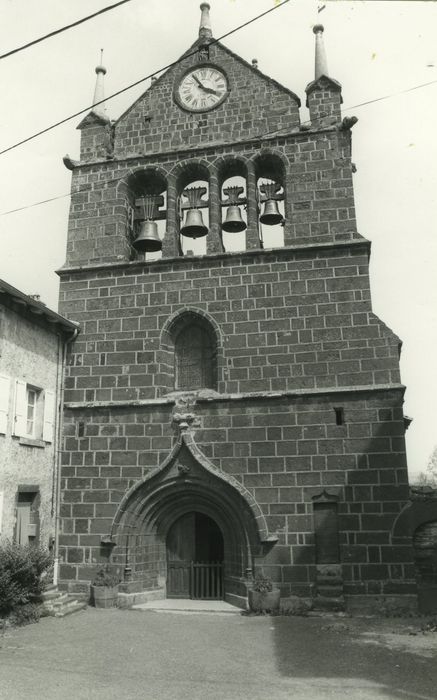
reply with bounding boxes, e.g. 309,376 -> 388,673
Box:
110,431 -> 277,608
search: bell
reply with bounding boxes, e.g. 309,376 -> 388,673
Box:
221,205 -> 247,233
180,209 -> 208,239
133,220 -> 162,253
259,199 -> 283,226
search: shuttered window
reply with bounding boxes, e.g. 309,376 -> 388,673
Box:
42,389 -> 55,443
12,381 -> 55,442
175,323 -> 215,391
0,374 -> 10,434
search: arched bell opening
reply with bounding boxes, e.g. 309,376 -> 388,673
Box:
218,159 -> 248,253
254,153 -> 286,249
124,168 -> 167,261
177,162 -> 210,257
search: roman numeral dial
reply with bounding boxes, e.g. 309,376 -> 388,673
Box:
176,66 -> 229,112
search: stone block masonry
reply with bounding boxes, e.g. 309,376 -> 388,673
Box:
57,17 -> 415,608
59,243 -> 400,403
57,243 -> 412,600
66,128 -> 358,267
59,389 -> 414,599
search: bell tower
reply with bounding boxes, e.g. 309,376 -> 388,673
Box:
58,5 -> 415,613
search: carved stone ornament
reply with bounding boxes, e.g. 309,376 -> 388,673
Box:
176,462 -> 191,476
171,394 -> 200,432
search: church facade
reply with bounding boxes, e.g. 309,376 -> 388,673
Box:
57,4 -> 415,611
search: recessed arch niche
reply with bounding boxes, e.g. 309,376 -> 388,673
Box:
158,308 -> 221,394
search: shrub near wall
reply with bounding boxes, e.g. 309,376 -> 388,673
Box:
0,542 -> 52,624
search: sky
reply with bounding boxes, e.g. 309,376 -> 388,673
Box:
0,0 -> 436,481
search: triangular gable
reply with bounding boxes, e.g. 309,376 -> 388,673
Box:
113,39 -> 302,157
115,38 -> 300,127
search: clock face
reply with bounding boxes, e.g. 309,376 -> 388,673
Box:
176,66 -> 228,112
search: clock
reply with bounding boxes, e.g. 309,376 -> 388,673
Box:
176,65 -> 229,112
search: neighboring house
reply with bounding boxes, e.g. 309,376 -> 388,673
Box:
56,6 -> 415,612
0,278 -> 78,553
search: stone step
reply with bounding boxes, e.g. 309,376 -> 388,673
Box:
45,594 -> 70,608
53,601 -> 87,618
40,587 -> 61,602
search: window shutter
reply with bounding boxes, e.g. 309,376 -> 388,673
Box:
43,389 -> 56,443
0,374 -> 10,434
13,379 -> 27,437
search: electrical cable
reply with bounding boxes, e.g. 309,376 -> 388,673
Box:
0,0 -> 291,157
1,74 -> 436,218
0,0 -> 135,61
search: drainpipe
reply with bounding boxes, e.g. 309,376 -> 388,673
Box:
53,325 -> 79,586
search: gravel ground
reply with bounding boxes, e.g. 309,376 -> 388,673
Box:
0,608 -> 436,700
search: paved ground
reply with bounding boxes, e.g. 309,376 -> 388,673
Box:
0,608 -> 436,700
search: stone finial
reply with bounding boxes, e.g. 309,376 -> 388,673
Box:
199,2 -> 212,40
313,24 -> 329,80
92,49 -> 108,119
252,58 -> 258,69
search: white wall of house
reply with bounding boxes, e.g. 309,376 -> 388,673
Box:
0,304 -> 61,547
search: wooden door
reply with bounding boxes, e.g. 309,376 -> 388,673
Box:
167,513 -> 195,598
16,500 -> 31,546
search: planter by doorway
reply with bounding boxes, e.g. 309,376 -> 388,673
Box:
248,574 -> 280,613
91,565 -> 120,608
92,585 -> 119,609
248,588 -> 280,613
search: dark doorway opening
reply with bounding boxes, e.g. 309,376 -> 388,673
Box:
166,512 -> 224,599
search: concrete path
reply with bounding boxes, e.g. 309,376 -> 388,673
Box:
0,608 -> 436,700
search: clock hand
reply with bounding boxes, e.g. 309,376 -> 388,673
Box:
201,86 -> 220,96
193,74 -> 220,96
193,74 -> 206,89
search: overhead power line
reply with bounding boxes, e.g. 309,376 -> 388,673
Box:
0,0 -> 291,157
1,72 -> 436,219
0,0 -> 135,61
1,73 -> 436,218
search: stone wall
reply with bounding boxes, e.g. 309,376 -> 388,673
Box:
59,244 -> 400,403
59,389 -> 414,598
64,129 -> 358,267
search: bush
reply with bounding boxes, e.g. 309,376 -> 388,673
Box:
0,542 -> 52,617
10,603 -> 41,627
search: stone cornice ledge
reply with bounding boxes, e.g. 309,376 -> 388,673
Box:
57,238 -> 370,277
64,383 -> 406,410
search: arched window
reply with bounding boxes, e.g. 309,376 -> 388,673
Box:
174,322 -> 216,391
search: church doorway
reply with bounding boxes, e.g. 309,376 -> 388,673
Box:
166,512 -> 224,600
